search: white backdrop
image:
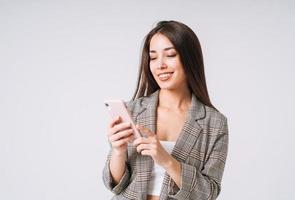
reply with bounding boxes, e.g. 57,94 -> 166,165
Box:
1,0 -> 294,199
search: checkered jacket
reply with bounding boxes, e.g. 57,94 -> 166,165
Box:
103,90 -> 229,200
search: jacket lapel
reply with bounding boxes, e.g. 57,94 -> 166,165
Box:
132,90 -> 206,199
160,93 -> 206,200
133,90 -> 159,200
170,93 -> 206,162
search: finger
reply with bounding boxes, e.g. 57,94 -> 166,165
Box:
136,124 -> 155,137
109,122 -> 131,136
128,135 -> 135,143
133,137 -> 149,147
112,136 -> 133,147
140,149 -> 151,156
109,116 -> 120,128
109,128 -> 133,142
136,143 -> 150,153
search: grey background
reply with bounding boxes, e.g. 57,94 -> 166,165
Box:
1,0 -> 294,199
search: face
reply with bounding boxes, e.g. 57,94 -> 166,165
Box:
149,33 -> 188,91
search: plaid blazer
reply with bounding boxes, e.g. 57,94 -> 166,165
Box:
103,90 -> 229,200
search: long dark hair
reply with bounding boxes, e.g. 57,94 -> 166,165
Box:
132,20 -> 217,110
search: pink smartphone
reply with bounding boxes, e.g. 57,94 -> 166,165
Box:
104,99 -> 142,138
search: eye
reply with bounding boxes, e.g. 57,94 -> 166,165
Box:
150,57 -> 156,60
167,54 -> 176,57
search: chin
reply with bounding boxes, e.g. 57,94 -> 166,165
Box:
157,83 -> 176,90
156,79 -> 186,91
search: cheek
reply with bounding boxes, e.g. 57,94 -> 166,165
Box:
149,64 -> 157,76
149,62 -> 154,70
168,58 -> 180,69
149,61 -> 157,70
174,63 -> 187,81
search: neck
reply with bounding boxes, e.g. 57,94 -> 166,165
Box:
158,87 -> 192,111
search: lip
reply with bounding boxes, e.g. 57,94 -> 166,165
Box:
157,71 -> 174,81
157,72 -> 174,76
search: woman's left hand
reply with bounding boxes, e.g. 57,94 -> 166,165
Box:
133,124 -> 172,168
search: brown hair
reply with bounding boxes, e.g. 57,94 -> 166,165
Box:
132,20 -> 217,110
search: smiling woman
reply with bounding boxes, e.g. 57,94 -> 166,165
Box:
102,20 -> 229,200
149,33 -> 188,95
132,21 -> 217,111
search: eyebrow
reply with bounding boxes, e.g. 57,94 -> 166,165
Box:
149,46 -> 175,53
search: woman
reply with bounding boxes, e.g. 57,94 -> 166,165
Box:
103,20 -> 229,200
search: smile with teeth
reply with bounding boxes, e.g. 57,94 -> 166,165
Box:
158,72 -> 173,81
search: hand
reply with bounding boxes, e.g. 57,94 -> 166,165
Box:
107,116 -> 134,156
133,125 -> 173,168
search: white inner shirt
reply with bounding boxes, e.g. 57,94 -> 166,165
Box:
147,140 -> 176,196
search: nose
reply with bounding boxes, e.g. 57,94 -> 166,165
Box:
157,59 -> 168,69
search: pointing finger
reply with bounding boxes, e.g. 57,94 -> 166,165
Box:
136,124 -> 155,137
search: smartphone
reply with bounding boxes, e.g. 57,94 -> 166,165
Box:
104,99 -> 142,138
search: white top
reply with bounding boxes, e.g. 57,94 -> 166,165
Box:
147,141 -> 176,196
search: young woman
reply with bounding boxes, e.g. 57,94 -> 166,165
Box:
103,20 -> 229,200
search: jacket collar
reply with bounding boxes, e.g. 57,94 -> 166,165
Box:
136,89 -> 206,123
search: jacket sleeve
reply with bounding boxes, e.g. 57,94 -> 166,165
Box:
102,150 -> 131,194
167,116 -> 229,200
102,100 -> 134,194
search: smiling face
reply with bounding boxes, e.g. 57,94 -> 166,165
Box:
149,33 -> 188,91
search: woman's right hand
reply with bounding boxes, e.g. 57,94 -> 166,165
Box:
107,116 -> 134,156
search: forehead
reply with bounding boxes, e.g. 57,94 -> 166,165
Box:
149,33 -> 175,52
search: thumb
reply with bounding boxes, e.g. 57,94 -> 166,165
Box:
136,124 -> 155,137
